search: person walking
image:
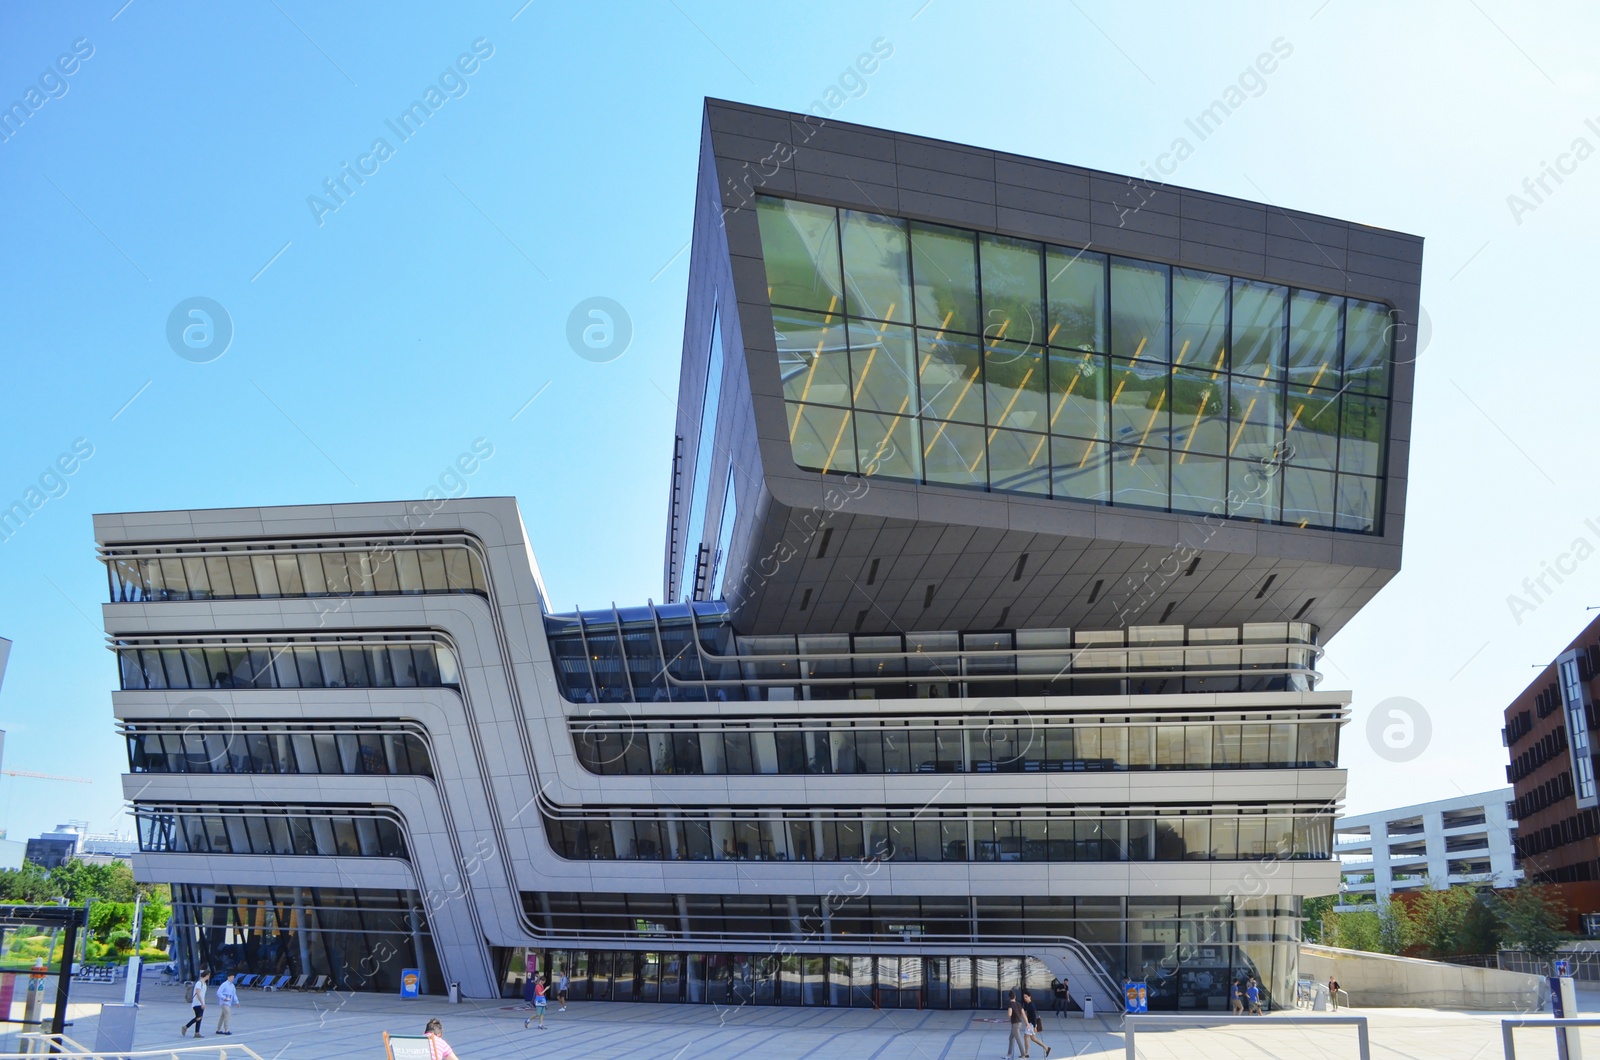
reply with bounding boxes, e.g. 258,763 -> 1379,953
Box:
1246,977 -> 1263,1015
181,970 -> 209,1038
1004,989 -> 1028,1059
556,970 -> 570,1012
1021,990 -> 1052,1057
523,976 -> 548,1029
215,973 -> 239,1035
1230,978 -> 1244,1014
1328,975 -> 1341,1010
1052,977 -> 1068,1018
424,1018 -> 459,1058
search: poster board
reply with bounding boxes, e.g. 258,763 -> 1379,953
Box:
383,1032 -> 437,1060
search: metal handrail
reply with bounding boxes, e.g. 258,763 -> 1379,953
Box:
1501,1017 -> 1600,1059
14,1035 -> 269,1059
1124,1014 -> 1371,1059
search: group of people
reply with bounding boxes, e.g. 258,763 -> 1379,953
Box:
178,970 -> 240,1038
1228,976 -> 1266,1015
520,970 -> 571,1029
1003,988 -> 1053,1058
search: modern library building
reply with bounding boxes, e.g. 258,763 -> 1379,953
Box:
97,100 -> 1421,1010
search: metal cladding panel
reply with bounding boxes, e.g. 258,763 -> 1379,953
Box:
672,99 -> 1422,637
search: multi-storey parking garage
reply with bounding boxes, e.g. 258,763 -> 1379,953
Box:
98,99 -> 1420,1011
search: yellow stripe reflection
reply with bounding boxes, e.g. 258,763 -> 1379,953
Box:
1229,397 -> 1257,455
1178,385 -> 1212,465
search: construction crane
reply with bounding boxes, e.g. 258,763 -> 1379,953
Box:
1,770 -> 92,784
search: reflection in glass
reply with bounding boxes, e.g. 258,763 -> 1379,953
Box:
1171,453 -> 1226,515
1336,475 -> 1380,532
1231,281 -> 1286,375
1110,258 -> 1169,361
1172,270 -> 1229,372
1113,444 -> 1168,509
841,210 -> 911,323
1229,460 -> 1282,522
984,341 -> 1046,431
1047,248 -> 1106,351
753,195 -> 1392,535
1283,392 -> 1339,471
1288,290 -> 1341,391
775,309 -> 848,404
1282,467 -> 1337,529
757,198 -> 842,313
987,430 -> 1049,495
1050,437 -> 1110,502
1171,369 -> 1227,458
911,222 -> 979,335
979,235 -> 1043,345
1338,396 -> 1387,476
923,421 -> 986,488
849,320 -> 916,414
856,413 -> 921,480
1343,300 -> 1392,394
1046,351 -> 1107,439
918,332 -> 984,423
786,403 -> 856,473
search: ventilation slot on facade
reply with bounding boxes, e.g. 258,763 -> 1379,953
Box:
1254,574 -> 1277,600
815,528 -> 833,559
798,588 -> 812,612
923,584 -> 936,609
1293,598 -> 1316,620
1013,554 -> 1028,582
854,608 -> 868,632
866,558 -> 879,585
1184,557 -> 1200,577
997,605 -> 1011,628
1159,602 -> 1176,623
1087,579 -> 1103,604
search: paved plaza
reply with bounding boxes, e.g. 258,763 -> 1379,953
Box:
23,980 -> 1600,1058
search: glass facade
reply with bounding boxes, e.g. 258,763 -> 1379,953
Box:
115,638 -> 459,691
575,713 -> 1338,777
126,722 -> 433,777
137,807 -> 408,859
105,543 -> 487,602
758,195 -> 1390,533
518,893 -> 1299,1011
542,806 -> 1332,863
170,884 -> 441,994
681,307 -> 725,600
545,602 -> 1320,704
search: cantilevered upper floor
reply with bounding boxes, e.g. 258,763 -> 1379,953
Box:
664,99 -> 1421,638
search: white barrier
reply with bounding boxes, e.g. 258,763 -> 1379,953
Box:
12,1034 -> 267,1059
1123,1014 -> 1371,1059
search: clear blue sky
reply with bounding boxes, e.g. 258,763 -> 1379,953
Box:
1,1 -> 1596,841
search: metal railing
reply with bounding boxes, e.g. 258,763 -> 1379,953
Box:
1501,1017 -> 1600,1059
14,1033 -> 268,1059
1124,1015 -> 1371,1059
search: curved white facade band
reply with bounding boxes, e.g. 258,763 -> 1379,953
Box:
99,497 -> 1345,1008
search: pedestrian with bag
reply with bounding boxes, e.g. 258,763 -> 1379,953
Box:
1021,990 -> 1052,1057
181,969 -> 209,1038
523,975 -> 548,1030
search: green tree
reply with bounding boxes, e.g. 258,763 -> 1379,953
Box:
0,862 -> 56,903
1377,898 -> 1414,954
1496,883 -> 1572,969
1408,882 -> 1480,958
1303,895 -> 1337,944
1323,908 -> 1381,952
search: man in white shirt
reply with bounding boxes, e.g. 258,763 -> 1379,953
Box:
216,973 -> 239,1035
181,971 -> 209,1038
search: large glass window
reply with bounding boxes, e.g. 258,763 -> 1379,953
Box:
117,640 -> 458,691
106,545 -> 487,604
756,195 -> 1392,534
